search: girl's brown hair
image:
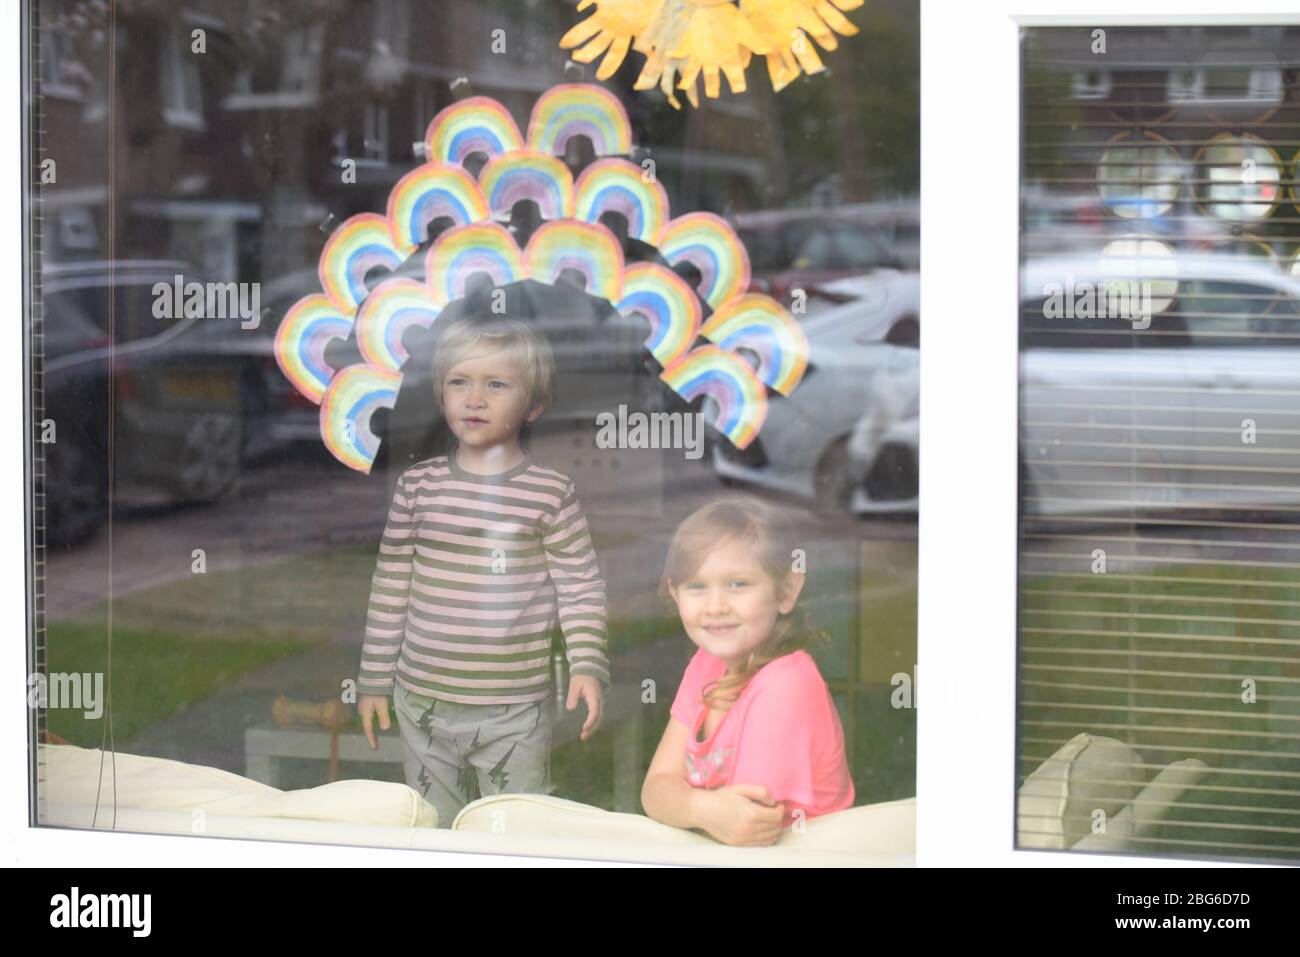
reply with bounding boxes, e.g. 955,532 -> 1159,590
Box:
659,496 -> 826,708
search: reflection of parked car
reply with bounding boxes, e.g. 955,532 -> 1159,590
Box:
711,272 -> 919,513
42,261 -> 271,547
735,200 -> 918,305
1021,253 -> 1300,517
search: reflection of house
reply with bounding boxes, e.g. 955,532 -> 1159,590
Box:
38,0 -> 916,287
1024,25 -> 1300,255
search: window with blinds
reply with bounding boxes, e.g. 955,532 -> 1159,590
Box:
1017,25 -> 1300,863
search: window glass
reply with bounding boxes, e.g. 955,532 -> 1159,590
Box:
28,0 -> 920,864
1018,25 -> 1300,864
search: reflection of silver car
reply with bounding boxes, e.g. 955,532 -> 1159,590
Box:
711,272 -> 919,513
1021,254 -> 1300,516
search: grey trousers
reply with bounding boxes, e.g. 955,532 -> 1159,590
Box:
392,683 -> 553,828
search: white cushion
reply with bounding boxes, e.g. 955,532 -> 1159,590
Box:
1017,733 -> 1146,850
1072,759 -> 1207,852
453,792 -> 916,858
42,744 -> 437,829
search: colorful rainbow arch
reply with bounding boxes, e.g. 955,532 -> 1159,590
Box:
616,262 -> 702,367
318,213 -> 406,314
700,293 -> 809,395
574,159 -> 669,245
274,294 -> 352,405
658,212 -> 752,310
660,344 -> 768,449
528,83 -> 632,158
479,151 -> 575,222
320,364 -> 402,474
425,96 -> 524,166
524,219 -> 624,301
386,163 -> 489,254
354,277 -> 443,372
423,222 -> 525,306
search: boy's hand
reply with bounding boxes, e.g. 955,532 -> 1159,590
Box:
358,694 -> 391,750
566,675 -> 604,741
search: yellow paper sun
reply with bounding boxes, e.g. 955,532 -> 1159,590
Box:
560,0 -> 863,108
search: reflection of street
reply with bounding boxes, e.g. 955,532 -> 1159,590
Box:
45,446 -> 917,782
45,451 -> 389,623
47,447 -> 917,622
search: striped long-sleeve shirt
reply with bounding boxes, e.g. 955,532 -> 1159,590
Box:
357,454 -> 610,704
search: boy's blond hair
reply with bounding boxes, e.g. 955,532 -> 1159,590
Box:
431,316 -> 556,413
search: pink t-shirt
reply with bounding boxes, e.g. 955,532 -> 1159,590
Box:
669,647 -> 855,826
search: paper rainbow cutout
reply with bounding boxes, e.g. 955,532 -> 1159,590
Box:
658,212 -> 752,310
355,278 -> 443,372
528,83 -> 632,157
616,262 -> 702,367
574,159 -> 669,244
424,222 -> 525,306
700,293 -> 809,395
320,364 -> 402,475
425,96 -> 524,166
319,213 -> 405,314
286,83 -> 810,471
525,220 -> 624,300
386,163 -> 489,254
274,294 -> 352,405
480,151 -> 575,221
660,345 -> 768,450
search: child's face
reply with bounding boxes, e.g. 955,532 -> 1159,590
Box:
669,538 -> 804,672
441,347 -> 543,451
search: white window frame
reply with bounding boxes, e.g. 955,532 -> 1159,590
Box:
222,23 -> 325,111
161,24 -> 205,130
918,0 -> 1300,870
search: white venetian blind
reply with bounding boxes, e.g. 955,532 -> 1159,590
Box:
1017,25 -> 1300,863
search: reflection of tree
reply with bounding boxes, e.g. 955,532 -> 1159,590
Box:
771,0 -> 919,203
1022,62 -> 1080,193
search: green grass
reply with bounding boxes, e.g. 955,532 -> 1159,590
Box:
42,546 -> 379,746
45,625 -> 314,746
1019,561 -> 1300,861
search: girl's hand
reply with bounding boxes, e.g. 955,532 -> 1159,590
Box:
697,784 -> 786,847
358,694 -> 391,750
566,674 -> 604,741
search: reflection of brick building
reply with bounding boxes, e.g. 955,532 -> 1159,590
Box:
1022,25 -> 1300,256
37,0 -> 918,288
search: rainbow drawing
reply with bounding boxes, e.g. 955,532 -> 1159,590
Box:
423,222 -> 525,306
524,219 -> 624,300
425,96 -> 524,166
386,163 -> 489,254
479,151 -> 576,222
660,344 -> 768,449
320,364 -> 402,474
700,293 -> 809,395
527,83 -> 632,158
658,212 -> 751,310
319,213 -> 406,314
355,278 -> 443,372
616,262 -> 702,367
573,159 -> 669,245
273,294 -> 352,405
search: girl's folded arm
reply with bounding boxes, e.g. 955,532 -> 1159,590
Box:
640,717 -> 717,830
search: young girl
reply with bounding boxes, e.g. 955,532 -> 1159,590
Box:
641,497 -> 854,847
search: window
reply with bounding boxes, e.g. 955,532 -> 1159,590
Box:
161,25 -> 204,130
26,0 -> 920,867
1018,25 -> 1300,864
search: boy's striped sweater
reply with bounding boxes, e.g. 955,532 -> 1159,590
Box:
357,454 -> 610,704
